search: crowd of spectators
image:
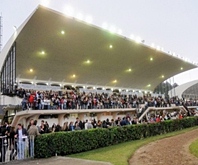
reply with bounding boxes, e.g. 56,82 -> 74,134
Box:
14,88 -> 198,111
30,116 -> 139,134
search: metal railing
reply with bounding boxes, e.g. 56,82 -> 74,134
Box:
0,135 -> 35,163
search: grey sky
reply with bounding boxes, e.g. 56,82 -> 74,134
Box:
1,0 -> 198,85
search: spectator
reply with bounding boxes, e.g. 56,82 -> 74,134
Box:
40,120 -> 47,134
15,123 -> 28,160
27,120 -> 40,158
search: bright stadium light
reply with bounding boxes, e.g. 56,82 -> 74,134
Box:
64,6 -> 74,17
76,13 -> 83,21
40,0 -> 49,7
85,15 -> 93,24
109,44 -> 113,49
109,26 -> 116,34
41,51 -> 45,55
117,29 -> 122,35
61,30 -> 65,35
147,84 -> 151,87
130,34 -> 135,40
102,22 -> 108,30
135,36 -> 141,43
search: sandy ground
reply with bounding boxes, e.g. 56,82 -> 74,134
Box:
129,128 -> 198,165
5,156 -> 112,165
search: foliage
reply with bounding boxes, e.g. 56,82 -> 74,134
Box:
34,117 -> 198,158
71,126 -> 198,165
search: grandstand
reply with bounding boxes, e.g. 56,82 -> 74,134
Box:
0,5 -> 197,127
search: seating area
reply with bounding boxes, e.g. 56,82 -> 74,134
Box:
16,88 -> 164,110
9,87 -> 197,111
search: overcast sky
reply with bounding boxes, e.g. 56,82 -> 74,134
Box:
1,0 -> 198,85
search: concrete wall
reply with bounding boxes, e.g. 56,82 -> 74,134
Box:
0,95 -> 22,106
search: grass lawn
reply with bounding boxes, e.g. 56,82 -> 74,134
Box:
69,126 -> 198,165
189,137 -> 198,158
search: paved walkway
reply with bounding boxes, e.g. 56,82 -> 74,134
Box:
129,128 -> 198,165
6,156 -> 112,165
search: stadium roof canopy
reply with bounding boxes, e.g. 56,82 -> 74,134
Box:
0,5 -> 197,91
169,80 -> 198,98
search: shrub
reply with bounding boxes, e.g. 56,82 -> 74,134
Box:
34,117 -> 198,158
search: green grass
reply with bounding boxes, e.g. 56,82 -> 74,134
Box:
189,138 -> 198,158
69,126 -> 198,165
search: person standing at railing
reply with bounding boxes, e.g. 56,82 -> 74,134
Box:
0,124 -> 7,162
15,123 -> 28,160
27,120 -> 40,158
9,127 -> 16,161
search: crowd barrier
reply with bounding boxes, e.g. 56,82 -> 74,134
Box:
0,135 -> 35,163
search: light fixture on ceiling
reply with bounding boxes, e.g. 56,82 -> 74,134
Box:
113,80 -> 117,83
41,51 -> 45,55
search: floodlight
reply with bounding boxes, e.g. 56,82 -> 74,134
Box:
102,22 -> 108,29
156,46 -> 160,50
130,34 -> 135,40
76,13 -> 83,20
135,36 -> 141,43
40,0 -> 49,7
117,29 -> 122,35
85,16 -> 93,24
109,26 -> 116,33
64,6 -> 74,17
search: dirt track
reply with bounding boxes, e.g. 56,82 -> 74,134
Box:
129,128 -> 198,165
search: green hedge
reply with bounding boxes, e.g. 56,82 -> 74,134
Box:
34,117 -> 198,158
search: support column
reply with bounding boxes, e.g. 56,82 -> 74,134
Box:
58,114 -> 66,126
